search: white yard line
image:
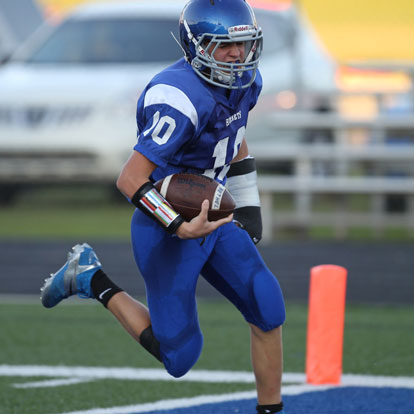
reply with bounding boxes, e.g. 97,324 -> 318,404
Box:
2,365 -> 414,388
1,365 -> 257,383
2,365 -> 299,384
59,390 -> 259,414
57,383 -> 372,414
12,377 -> 94,388
59,385 -> 334,414
2,365 -> 414,414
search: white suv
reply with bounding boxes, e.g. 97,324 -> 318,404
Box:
0,0 -> 336,201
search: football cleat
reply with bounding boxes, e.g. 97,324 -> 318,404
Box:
40,243 -> 101,308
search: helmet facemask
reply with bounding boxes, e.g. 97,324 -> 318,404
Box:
182,19 -> 263,89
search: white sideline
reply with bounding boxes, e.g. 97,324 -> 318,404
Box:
2,365 -> 414,389
61,390 -> 258,414
13,377 -> 93,389
2,365 -> 257,383
2,365 -> 414,414
59,385 -> 332,414
2,365 -> 414,388
1,365 -> 301,385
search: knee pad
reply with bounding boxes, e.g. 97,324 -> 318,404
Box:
161,330 -> 203,378
251,271 -> 286,331
141,324 -> 203,377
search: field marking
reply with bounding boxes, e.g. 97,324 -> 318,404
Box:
1,365 -> 299,385
1,365 -> 414,389
59,385 -> 330,414
2,365 -> 414,414
1,365 -> 258,384
12,377 -> 93,389
0,364 -> 414,388
60,390 -> 258,414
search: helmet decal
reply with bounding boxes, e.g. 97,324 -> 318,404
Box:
228,25 -> 256,35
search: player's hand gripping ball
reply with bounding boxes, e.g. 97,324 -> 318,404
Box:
154,173 -> 235,221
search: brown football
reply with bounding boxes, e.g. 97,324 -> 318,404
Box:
154,173 -> 235,221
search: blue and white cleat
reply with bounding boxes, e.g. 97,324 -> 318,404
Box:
40,243 -> 102,308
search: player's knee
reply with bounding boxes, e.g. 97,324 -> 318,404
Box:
252,271 -> 286,331
161,330 -> 203,378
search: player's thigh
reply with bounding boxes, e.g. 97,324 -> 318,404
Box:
131,209 -> 209,342
202,223 -> 285,331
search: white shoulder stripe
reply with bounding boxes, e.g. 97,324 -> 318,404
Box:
144,84 -> 198,128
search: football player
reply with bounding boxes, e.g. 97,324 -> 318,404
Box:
41,1 -> 286,413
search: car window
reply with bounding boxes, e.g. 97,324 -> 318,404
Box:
25,18 -> 182,64
255,10 -> 295,54
22,11 -> 293,65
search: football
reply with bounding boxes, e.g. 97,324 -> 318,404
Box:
154,173 -> 235,221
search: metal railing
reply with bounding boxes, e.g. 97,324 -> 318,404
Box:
250,111 -> 414,241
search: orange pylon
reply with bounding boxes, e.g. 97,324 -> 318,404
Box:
306,264 -> 347,385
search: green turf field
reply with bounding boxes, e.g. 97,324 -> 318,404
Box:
1,187 -> 413,241
1,187 -> 413,412
0,186 -> 133,240
1,299 -> 413,414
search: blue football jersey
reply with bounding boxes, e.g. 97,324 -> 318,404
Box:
134,58 -> 262,184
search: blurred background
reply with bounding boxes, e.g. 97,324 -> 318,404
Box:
1,0 -> 413,242
1,8 -> 413,412
0,0 -> 413,303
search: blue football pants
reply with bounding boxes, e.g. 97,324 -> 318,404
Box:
131,209 -> 285,378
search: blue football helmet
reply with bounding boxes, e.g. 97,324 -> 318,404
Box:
179,0 -> 263,89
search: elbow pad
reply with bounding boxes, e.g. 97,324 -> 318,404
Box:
227,156 -> 262,244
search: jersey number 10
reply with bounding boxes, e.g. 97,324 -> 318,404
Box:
145,111 -> 245,182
